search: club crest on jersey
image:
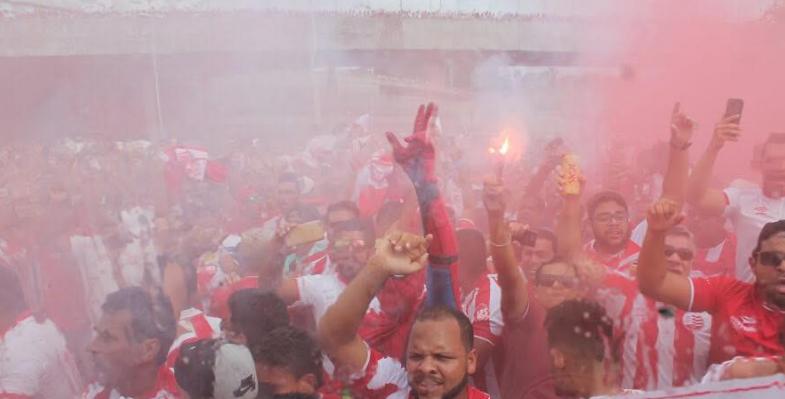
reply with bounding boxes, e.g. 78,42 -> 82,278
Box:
476,305 -> 490,321
682,313 -> 708,332
730,315 -> 758,333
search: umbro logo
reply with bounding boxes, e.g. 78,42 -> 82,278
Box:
730,315 -> 758,333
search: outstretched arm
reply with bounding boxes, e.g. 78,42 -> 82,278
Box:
637,198 -> 693,310
386,103 -> 460,308
686,114 -> 741,215
661,103 -> 694,202
483,177 -> 529,320
319,232 -> 430,373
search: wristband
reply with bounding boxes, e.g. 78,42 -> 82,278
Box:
489,234 -> 512,247
670,139 -> 692,151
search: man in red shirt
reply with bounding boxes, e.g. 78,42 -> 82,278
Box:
638,198 -> 785,367
85,287 -> 178,399
318,232 -> 487,399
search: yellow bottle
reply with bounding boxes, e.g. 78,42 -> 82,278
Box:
561,154 -> 582,195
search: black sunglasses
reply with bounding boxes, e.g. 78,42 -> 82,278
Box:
664,246 -> 694,261
536,274 -> 579,289
758,251 -> 785,268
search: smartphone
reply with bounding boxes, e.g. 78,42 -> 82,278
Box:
724,98 -> 744,122
285,221 -> 325,248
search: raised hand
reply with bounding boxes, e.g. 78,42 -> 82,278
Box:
556,155 -> 585,198
670,102 -> 696,146
482,175 -> 506,217
385,103 -> 438,183
646,197 -> 684,232
710,114 -> 742,150
372,231 -> 432,276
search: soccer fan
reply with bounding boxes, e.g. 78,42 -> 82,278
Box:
85,287 -> 178,399
687,113 -> 785,281
318,232 -> 487,398
638,199 -> 785,366
251,326 -> 336,399
545,299 -> 637,398
174,339 -> 259,399
0,266 -> 82,399
456,228 -> 504,393
593,107 -> 713,390
223,288 -> 290,347
483,176 -> 584,399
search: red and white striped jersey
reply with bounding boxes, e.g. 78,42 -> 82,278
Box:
461,274 -> 504,347
347,346 -> 490,399
597,272 -> 712,390
584,240 -> 641,277
461,274 -> 504,398
165,308 -> 222,372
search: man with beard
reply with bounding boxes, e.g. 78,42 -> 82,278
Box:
85,287 -> 178,399
638,200 -> 785,366
318,231 -> 487,399
251,326 -> 338,399
687,113 -> 785,282
582,191 -> 639,275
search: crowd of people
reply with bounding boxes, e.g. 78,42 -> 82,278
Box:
0,99 -> 784,399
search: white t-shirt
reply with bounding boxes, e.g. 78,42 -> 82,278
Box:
295,273 -> 381,325
723,185 -> 785,282
0,315 -> 82,399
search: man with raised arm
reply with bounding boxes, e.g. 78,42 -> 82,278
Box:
318,230 -> 488,399
686,109 -> 785,281
483,175 -> 583,399
590,106 -> 714,390
385,102 -> 461,308
638,200 -> 785,366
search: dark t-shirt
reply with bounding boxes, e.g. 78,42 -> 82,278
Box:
498,295 -> 560,399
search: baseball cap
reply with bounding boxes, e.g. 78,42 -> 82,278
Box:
175,339 -> 258,399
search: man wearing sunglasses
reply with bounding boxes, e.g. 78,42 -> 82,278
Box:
483,176 -> 583,399
595,222 -> 713,390
638,198 -> 785,368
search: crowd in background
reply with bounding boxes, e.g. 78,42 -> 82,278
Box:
1,99 -> 784,399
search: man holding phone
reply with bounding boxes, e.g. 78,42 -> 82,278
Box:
687,98 -> 785,282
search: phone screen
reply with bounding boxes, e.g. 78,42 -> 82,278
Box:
724,98 -> 744,122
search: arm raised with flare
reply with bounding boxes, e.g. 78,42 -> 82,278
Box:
386,103 -> 460,308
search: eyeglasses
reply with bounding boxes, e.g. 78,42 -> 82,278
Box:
536,274 -> 579,289
592,212 -> 629,224
758,251 -> 785,268
664,246 -> 694,261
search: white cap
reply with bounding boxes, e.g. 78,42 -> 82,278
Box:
213,343 -> 259,399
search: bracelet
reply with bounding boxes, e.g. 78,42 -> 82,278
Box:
489,234 -> 512,247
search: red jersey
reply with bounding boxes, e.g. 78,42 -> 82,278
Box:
690,276 -> 785,365
597,272 -> 712,390
347,347 -> 490,399
165,308 -> 222,372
